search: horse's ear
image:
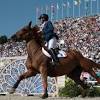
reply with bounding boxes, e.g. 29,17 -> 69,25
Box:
29,21 -> 32,28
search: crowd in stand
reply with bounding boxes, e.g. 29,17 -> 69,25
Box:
0,15 -> 100,63
0,41 -> 27,57
54,15 -> 100,63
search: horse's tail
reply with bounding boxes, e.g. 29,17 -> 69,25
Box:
69,49 -> 84,59
71,49 -> 100,70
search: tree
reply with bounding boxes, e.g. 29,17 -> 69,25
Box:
0,35 -> 8,44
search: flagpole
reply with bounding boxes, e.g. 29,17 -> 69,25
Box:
51,4 -> 54,21
56,3 -> 59,20
41,6 -> 43,14
66,0 -> 67,17
85,0 -> 89,16
85,0 -> 87,16
51,4 -> 52,21
97,0 -> 99,14
45,6 -> 48,14
79,2 -> 80,17
67,2 -> 69,17
62,3 -> 64,19
36,8 -> 38,24
91,0 -> 92,15
67,4 -> 68,17
57,8 -> 58,20
35,8 -> 37,24
73,0 -> 74,18
66,0 -> 68,17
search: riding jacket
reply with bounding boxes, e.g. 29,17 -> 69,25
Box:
41,21 -> 58,42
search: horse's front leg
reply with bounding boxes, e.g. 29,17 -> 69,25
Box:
9,69 -> 36,94
40,65 -> 48,99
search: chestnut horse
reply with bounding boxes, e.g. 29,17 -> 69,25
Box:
10,21 -> 100,99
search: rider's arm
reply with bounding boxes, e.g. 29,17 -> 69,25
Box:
42,21 -> 54,33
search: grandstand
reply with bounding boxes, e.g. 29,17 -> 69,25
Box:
0,15 -> 100,63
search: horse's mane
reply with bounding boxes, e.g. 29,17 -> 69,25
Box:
10,23 -> 44,47
31,25 -> 44,47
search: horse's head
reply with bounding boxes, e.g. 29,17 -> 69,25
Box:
10,21 -> 43,46
11,21 -> 33,41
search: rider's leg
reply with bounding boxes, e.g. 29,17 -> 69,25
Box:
48,48 -> 59,62
47,37 -> 59,63
48,37 -> 57,49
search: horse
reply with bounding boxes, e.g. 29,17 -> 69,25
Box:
10,21 -> 100,99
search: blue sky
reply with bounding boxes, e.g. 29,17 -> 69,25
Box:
0,0 -> 100,37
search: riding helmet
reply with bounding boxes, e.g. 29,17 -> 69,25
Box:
38,14 -> 49,21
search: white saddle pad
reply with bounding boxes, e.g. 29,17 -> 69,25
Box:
42,47 -> 67,58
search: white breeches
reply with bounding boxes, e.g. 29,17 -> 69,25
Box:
45,37 -> 57,49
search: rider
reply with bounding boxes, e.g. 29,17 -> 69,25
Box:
38,14 -> 59,64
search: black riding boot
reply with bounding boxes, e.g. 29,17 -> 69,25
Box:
48,49 -> 59,65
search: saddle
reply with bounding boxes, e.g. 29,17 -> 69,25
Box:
42,47 -> 67,58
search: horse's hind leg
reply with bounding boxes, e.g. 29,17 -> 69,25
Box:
88,69 -> 100,83
67,66 -> 88,97
80,57 -> 100,83
9,69 -> 36,94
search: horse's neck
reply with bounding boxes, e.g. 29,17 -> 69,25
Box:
27,39 -> 43,62
27,39 -> 41,51
25,35 -> 34,43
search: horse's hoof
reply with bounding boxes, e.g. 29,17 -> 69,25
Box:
81,90 -> 87,97
41,93 -> 48,99
9,88 -> 15,94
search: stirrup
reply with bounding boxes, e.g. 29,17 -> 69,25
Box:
51,59 -> 59,66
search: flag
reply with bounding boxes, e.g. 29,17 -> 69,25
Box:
73,0 -> 81,17
36,7 -> 40,17
36,7 -> 39,14
51,4 -> 55,13
61,3 -> 66,19
62,3 -> 67,7
51,4 -> 55,21
67,1 -> 70,17
74,1 -> 78,5
56,3 -> 59,20
74,0 -> 81,5
57,3 -> 59,9
36,7 -> 40,24
67,2 -> 70,7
